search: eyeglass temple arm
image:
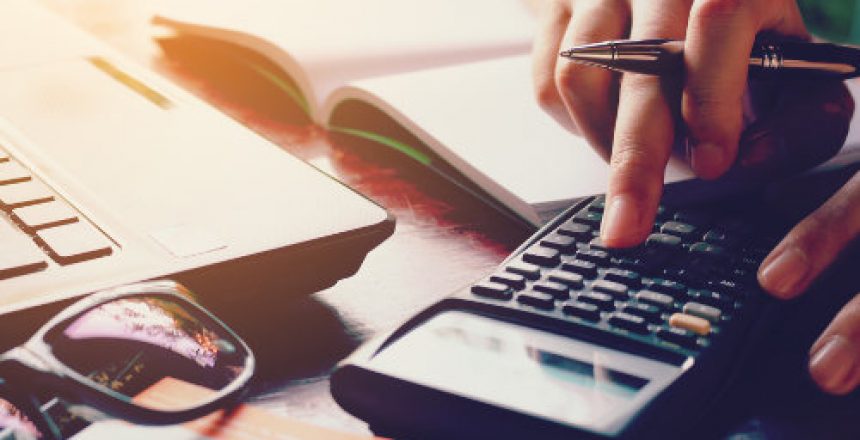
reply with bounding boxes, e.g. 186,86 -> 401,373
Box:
0,347 -> 53,376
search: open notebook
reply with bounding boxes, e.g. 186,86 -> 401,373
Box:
153,0 -> 860,226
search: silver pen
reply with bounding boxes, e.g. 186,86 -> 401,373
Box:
560,39 -> 860,79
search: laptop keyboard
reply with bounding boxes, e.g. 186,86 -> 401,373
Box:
0,153 -> 113,280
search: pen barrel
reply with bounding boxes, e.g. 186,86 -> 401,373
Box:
749,41 -> 860,80
610,40 -> 685,75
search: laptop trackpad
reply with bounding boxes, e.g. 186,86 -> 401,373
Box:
0,57 -> 387,257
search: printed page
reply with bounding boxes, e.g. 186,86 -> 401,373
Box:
326,55 -> 695,224
155,0 -> 536,117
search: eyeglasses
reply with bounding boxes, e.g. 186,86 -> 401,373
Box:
0,280 -> 255,439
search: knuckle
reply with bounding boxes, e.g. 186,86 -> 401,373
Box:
554,62 -> 579,91
534,73 -> 560,111
608,145 -> 664,186
554,63 -> 599,101
539,0 -> 569,18
682,91 -> 743,139
784,207 -> 846,264
579,0 -> 629,20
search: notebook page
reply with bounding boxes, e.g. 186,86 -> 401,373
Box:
155,0 -> 537,115
326,55 -> 695,224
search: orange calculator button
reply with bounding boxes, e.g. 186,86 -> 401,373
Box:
669,313 -> 711,336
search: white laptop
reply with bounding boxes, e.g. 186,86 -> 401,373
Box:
0,1 -> 393,318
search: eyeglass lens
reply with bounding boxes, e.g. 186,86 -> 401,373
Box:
44,296 -> 249,412
0,396 -> 42,440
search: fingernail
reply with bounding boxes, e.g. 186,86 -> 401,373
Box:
601,194 -> 642,246
809,336 -> 857,393
691,142 -> 725,178
758,247 -> 809,298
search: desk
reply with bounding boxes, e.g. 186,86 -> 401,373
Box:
36,2 -> 860,439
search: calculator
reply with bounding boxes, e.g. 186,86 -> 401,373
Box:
331,195 -> 786,439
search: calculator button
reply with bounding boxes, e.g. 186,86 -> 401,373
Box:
622,303 -> 662,323
660,221 -> 697,241
663,268 -> 706,289
0,161 -> 31,185
562,301 -> 601,321
557,222 -> 592,241
540,233 -> 577,254
608,312 -> 648,334
506,260 -> 541,280
523,247 -> 561,268
471,281 -> 513,301
575,249 -> 608,265
587,198 -> 605,213
571,211 -> 602,228
727,268 -> 754,285
612,257 -> 648,273
710,279 -> 745,299
669,313 -> 711,336
646,233 -> 682,250
673,210 -> 711,226
703,229 -> 738,248
547,271 -> 584,289
489,272 -> 526,291
13,201 -> 78,231
603,268 -> 641,289
657,327 -> 698,349
0,180 -> 54,209
36,221 -> 113,265
648,279 -> 687,299
587,237 -> 611,252
689,290 -> 732,310
591,280 -> 628,300
532,280 -> 569,300
576,292 -> 615,311
683,302 -> 722,323
561,259 -> 598,279
636,291 -> 675,309
517,291 -> 556,310
689,242 -> 727,262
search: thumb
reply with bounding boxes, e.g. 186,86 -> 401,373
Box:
736,80 -> 854,177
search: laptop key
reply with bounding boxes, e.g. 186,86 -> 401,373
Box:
0,180 -> 54,209
13,201 -> 78,231
0,161 -> 31,185
0,222 -> 47,279
36,221 -> 112,264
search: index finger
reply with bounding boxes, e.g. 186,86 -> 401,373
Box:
601,1 -> 689,247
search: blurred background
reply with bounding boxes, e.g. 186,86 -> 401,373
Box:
799,0 -> 860,43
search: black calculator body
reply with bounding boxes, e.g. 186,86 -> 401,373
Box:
331,195 -> 786,439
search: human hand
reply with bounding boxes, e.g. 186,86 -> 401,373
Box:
532,0 -> 853,248
758,172 -> 860,394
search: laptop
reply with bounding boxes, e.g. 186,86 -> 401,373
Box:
0,1 -> 393,327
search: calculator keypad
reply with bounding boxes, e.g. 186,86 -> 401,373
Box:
468,197 -> 773,358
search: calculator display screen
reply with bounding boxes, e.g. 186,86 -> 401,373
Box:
369,311 -> 678,435
533,350 -> 648,397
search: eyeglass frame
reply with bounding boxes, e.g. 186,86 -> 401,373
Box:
0,280 -> 255,436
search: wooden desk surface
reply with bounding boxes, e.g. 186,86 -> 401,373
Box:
37,2 -> 860,439
40,0 -> 530,435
